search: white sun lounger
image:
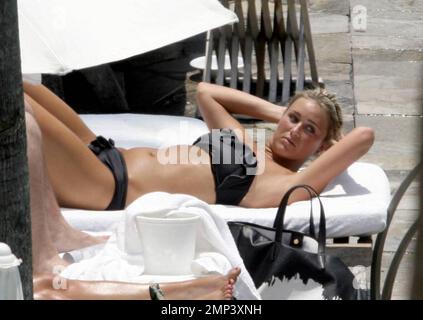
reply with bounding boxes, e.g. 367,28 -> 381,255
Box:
62,113 -> 390,269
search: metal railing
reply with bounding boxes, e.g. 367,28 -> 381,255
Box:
371,162 -> 422,300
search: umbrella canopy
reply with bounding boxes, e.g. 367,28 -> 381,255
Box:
18,0 -> 237,75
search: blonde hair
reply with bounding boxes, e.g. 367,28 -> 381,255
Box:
288,88 -> 343,143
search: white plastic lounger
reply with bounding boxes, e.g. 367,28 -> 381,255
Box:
62,113 -> 390,242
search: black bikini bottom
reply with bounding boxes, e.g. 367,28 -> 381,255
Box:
193,129 -> 258,205
88,136 -> 128,210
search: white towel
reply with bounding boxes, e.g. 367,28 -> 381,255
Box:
22,73 -> 42,85
61,192 -> 260,300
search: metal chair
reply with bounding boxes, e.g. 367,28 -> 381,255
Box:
203,0 -> 323,106
371,162 -> 422,300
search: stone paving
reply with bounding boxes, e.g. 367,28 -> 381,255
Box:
347,0 -> 421,299
185,0 -> 422,299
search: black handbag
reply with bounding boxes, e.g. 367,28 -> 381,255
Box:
228,184 -> 360,300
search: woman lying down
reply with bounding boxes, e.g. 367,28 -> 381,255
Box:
26,103 -> 241,300
24,80 -> 373,300
23,81 -> 374,212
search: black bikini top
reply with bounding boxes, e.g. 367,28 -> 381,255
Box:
193,129 -> 257,205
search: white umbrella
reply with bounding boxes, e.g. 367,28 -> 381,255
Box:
18,0 -> 238,75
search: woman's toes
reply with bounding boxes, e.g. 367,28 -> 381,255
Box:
228,267 -> 241,281
224,284 -> 233,295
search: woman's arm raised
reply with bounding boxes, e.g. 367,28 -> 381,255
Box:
287,127 -> 375,203
196,82 -> 286,147
196,82 -> 285,130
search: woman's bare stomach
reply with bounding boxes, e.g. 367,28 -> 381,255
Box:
121,145 -> 216,205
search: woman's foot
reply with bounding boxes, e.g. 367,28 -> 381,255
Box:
161,267 -> 241,300
54,229 -> 108,253
49,218 -> 109,253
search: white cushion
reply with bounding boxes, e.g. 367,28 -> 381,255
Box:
80,113 -> 209,148
64,114 -> 390,237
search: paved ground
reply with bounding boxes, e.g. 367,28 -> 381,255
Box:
307,0 -> 422,300
184,0 -> 422,299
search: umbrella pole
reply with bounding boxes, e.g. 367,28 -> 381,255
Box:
194,30 -> 212,119
0,0 -> 33,299
202,30 -> 212,82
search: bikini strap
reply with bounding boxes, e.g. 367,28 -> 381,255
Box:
88,136 -> 128,210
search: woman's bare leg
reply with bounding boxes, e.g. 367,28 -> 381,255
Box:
26,111 -> 69,274
23,82 -> 96,144
43,178 -> 108,253
34,268 -> 240,300
26,111 -> 107,272
25,94 -> 115,210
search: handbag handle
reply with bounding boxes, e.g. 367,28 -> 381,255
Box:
273,186 -> 317,238
273,184 -> 326,269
